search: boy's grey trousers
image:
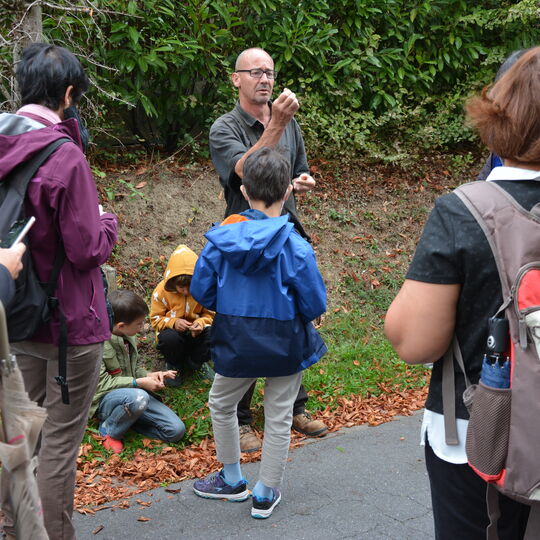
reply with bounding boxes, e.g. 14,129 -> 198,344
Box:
209,372 -> 303,487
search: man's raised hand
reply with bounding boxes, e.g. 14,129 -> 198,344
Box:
271,88 -> 299,127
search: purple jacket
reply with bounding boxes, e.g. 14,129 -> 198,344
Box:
0,111 -> 118,345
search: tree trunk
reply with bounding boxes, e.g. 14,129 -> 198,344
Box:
11,2 -> 43,105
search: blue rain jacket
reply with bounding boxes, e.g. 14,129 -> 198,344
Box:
190,211 -> 327,377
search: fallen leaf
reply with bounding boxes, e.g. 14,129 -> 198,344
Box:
92,525 -> 104,535
135,181 -> 147,189
137,516 -> 151,522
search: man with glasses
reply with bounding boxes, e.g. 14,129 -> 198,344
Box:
209,47 -> 327,453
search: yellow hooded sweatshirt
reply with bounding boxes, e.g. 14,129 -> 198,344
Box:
150,245 -> 214,333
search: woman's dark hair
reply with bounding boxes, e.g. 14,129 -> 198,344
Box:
466,46 -> 540,164
108,290 -> 149,325
16,42 -> 89,110
242,147 -> 290,208
164,274 -> 192,292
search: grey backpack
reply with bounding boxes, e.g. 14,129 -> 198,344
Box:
442,180 -> 540,539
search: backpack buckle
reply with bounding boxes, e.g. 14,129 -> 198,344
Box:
54,376 -> 70,405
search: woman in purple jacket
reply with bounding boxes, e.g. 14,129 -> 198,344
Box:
0,43 -> 117,540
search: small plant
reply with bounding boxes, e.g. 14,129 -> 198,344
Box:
449,153 -> 475,178
91,165 -> 107,179
328,209 -> 355,225
118,179 -> 147,200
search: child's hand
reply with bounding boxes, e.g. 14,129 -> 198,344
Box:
136,376 -> 164,392
148,370 -> 177,384
190,322 -> 203,337
174,318 -> 192,332
162,370 -> 177,380
148,371 -> 164,385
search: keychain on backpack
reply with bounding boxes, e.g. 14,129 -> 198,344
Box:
480,316 -> 510,389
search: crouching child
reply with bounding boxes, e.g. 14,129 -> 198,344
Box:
190,147 -> 327,519
90,290 -> 185,453
150,245 -> 215,386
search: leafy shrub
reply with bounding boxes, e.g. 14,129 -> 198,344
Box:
1,0 -> 539,157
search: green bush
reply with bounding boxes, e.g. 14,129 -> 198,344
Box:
1,0 -> 539,156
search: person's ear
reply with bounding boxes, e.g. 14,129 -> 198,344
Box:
63,85 -> 74,109
283,184 -> 293,201
115,321 -> 125,332
240,184 -> 249,201
231,72 -> 241,89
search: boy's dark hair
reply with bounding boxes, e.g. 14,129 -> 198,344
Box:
164,274 -> 192,292
242,147 -> 290,208
109,289 -> 148,325
16,42 -> 89,110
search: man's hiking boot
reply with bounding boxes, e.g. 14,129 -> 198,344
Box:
251,488 -> 281,519
193,469 -> 249,502
102,435 -> 123,454
239,424 -> 262,453
292,411 -> 328,437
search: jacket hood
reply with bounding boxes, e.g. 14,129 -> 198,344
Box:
163,244 -> 198,285
0,112 -> 82,179
205,215 -> 294,274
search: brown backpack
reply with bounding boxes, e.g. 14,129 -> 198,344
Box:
443,180 -> 540,539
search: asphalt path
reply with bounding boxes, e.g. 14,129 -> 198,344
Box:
74,411 -> 433,539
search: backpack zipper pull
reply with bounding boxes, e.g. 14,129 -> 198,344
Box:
519,316 -> 528,350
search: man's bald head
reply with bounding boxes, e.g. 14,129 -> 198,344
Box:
235,48 -> 273,71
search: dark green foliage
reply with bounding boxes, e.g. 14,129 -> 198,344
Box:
1,0 -> 539,156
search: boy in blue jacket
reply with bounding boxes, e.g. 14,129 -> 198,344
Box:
190,147 -> 327,519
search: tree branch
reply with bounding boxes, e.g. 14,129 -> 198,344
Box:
41,1 -> 142,18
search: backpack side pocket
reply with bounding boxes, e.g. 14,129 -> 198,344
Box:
465,382 -> 511,480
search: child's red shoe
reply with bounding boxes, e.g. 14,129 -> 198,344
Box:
103,435 -> 123,454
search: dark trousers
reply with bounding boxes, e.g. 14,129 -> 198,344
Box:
237,380 -> 308,425
425,439 -> 530,540
157,327 -> 210,370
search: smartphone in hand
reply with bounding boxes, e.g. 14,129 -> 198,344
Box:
0,216 -> 36,248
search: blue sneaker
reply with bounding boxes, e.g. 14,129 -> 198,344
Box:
251,488 -> 281,518
193,470 -> 249,502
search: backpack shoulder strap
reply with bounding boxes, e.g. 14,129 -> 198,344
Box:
3,137 -> 71,197
455,180 -> 540,299
441,181 -> 511,446
0,137 -> 72,237
442,335 -> 471,445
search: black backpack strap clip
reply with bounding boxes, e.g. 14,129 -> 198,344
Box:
46,244 -> 69,404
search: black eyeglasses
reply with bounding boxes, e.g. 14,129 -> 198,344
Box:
236,69 -> 277,79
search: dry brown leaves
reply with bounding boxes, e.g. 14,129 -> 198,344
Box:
74,385 -> 428,512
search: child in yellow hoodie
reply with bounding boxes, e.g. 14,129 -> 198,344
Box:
150,245 -> 215,385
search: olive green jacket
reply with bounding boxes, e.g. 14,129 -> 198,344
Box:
89,334 -> 148,418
